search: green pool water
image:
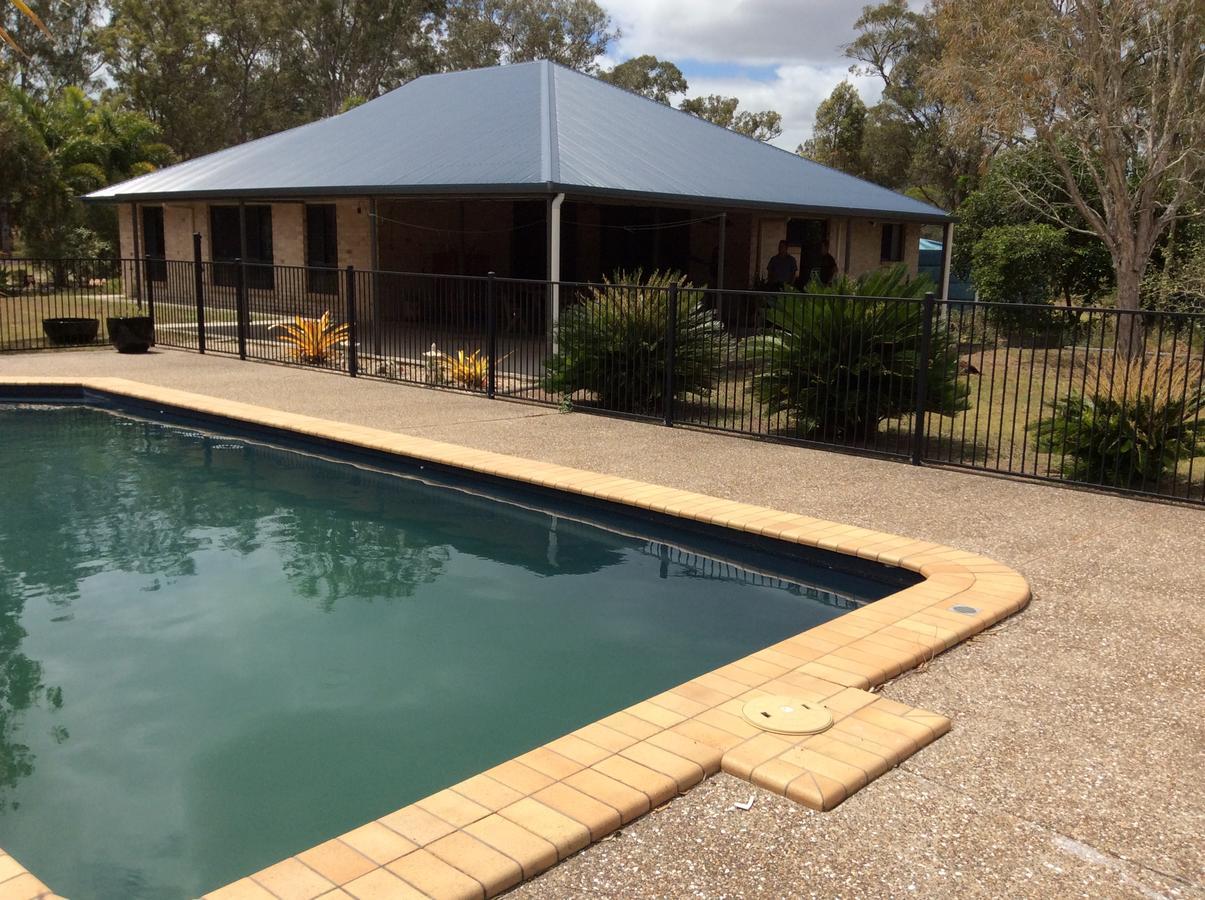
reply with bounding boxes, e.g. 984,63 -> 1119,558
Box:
0,403 -> 898,899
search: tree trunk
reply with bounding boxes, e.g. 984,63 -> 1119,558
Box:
1113,257 -> 1145,359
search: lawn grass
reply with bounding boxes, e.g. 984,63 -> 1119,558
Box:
673,338 -> 1204,494
1,291 -> 241,349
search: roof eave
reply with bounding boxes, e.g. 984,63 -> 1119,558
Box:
84,181 -> 951,223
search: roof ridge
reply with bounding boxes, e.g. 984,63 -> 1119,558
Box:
540,60 -> 558,184
547,62 -> 948,218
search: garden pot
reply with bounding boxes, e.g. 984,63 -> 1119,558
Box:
106,316 -> 155,354
42,317 -> 100,346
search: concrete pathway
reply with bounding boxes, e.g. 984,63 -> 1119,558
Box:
2,349 -> 1200,899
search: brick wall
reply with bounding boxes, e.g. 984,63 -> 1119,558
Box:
336,199 -> 373,271
271,203 -> 304,269
118,204 -> 134,260
846,218 -> 921,279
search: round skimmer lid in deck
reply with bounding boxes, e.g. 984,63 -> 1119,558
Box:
741,695 -> 833,735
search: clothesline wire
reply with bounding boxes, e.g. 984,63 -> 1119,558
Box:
368,210 -> 726,236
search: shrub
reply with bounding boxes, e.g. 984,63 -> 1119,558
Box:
1142,237 -> 1205,316
1030,358 -> 1205,488
970,223 -> 1082,337
544,269 -> 731,415
745,265 -> 969,441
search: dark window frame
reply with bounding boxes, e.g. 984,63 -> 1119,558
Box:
209,204 -> 274,289
305,204 -> 339,295
880,222 -> 904,263
141,206 -> 167,282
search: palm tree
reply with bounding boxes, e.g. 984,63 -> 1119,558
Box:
10,86 -> 174,270
1,0 -> 50,54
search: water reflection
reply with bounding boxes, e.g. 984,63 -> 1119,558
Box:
0,405 -> 633,802
0,571 -> 59,812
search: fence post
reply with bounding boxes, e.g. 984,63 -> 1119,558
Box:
487,271 -> 497,399
144,258 -> 156,328
911,291 -> 935,466
235,258 -> 248,360
345,265 -> 358,377
664,282 -> 678,427
193,232 -> 205,354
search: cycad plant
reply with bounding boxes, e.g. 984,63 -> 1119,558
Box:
745,265 -> 969,442
544,269 -> 731,416
1030,358 -> 1205,488
273,311 -> 349,365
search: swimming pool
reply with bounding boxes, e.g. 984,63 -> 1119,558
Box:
0,399 -> 917,900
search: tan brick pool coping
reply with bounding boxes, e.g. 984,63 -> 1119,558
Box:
0,377 -> 1030,900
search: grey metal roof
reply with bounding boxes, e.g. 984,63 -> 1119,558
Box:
88,61 -> 950,223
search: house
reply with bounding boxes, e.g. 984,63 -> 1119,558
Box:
87,60 -> 952,329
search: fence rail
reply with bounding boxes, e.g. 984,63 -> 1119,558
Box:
3,254 -> 1202,504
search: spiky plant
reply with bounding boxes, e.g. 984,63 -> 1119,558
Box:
1030,358 -> 1205,488
744,264 -> 968,441
544,269 -> 731,416
272,311 -> 349,365
441,349 -> 489,390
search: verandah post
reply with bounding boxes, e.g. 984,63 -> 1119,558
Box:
345,265 -> 358,377
235,258 -> 248,360
911,291 -> 935,466
664,281 -> 678,427
193,232 -> 206,354
487,271 -> 497,399
145,257 -> 156,328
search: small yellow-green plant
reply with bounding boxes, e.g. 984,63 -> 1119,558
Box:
273,311 -> 348,365
439,349 -> 494,389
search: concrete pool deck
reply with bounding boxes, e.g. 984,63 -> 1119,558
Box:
1,349 -> 1201,899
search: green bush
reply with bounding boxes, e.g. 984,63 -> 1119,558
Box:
544,269 -> 732,415
970,223 -> 1076,334
1030,358 -> 1205,488
745,265 -> 969,441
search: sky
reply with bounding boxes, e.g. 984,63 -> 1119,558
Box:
599,0 -> 884,152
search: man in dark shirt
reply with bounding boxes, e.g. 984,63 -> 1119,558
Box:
767,241 -> 797,286
818,240 -> 839,285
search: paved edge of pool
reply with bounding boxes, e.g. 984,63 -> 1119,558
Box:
0,377 -> 1032,900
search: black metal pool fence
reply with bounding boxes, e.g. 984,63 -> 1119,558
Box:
3,254 -> 1203,505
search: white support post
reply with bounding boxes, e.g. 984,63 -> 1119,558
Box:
549,192 -> 565,353
941,221 -> 954,301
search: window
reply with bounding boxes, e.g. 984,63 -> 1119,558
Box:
141,206 -> 166,281
305,204 -> 339,294
880,223 -> 904,263
209,205 -> 274,288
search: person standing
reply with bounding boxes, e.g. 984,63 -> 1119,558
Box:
818,240 -> 839,285
767,240 -> 797,287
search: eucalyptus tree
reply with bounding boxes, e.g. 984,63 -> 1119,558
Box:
679,94 -> 782,142
800,81 -> 868,177
1,0 -> 104,97
440,0 -> 616,71
846,0 -> 992,209
932,0 -> 1205,331
599,55 -> 687,103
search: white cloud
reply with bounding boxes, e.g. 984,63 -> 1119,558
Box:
599,0 -> 883,147
605,0 -> 865,67
685,66 -> 881,152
